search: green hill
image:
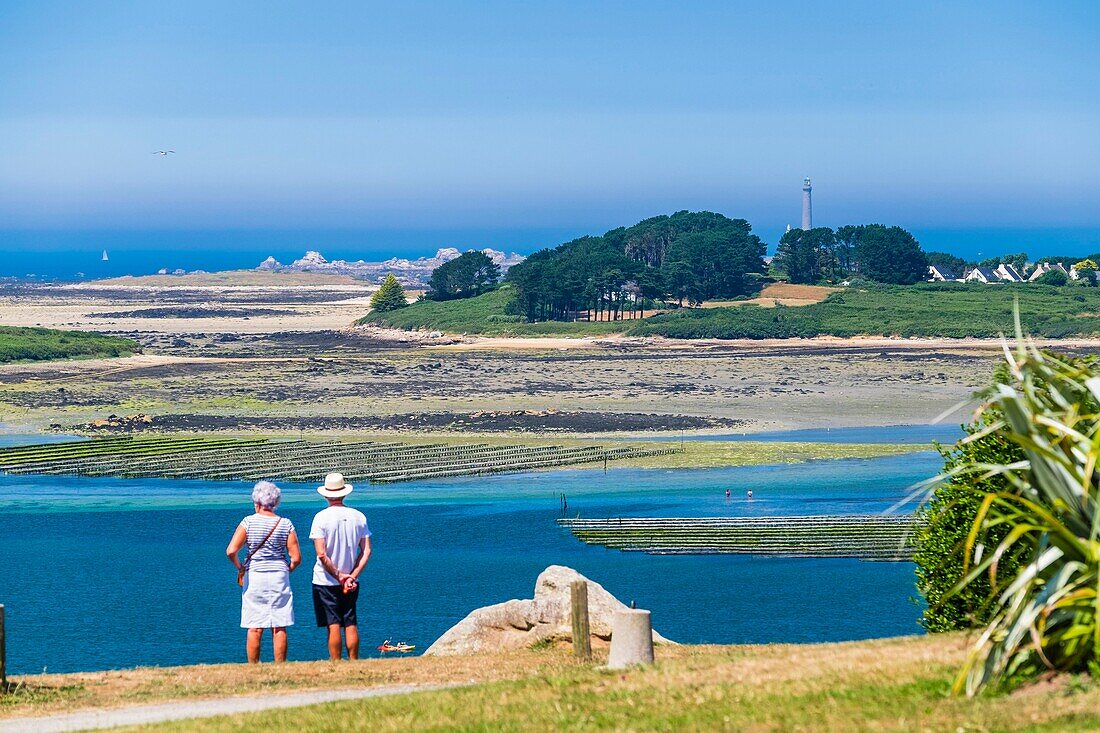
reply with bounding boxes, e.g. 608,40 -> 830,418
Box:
632,283 -> 1100,339
364,283 -> 1100,340
0,327 -> 138,363
360,286 -> 624,336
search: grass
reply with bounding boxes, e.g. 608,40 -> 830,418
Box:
0,648 -> 553,718
361,286 -> 628,336
366,282 -> 1100,339
36,635 -> 1089,732
0,326 -> 138,363
632,282 -> 1100,339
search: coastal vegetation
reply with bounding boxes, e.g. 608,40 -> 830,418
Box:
914,407 -> 1024,633
952,346 -> 1099,694
369,282 -> 1100,339
632,283 -> 1100,339
916,341 -> 1100,694
424,250 -> 501,301
0,326 -> 137,363
360,285 -> 623,335
368,274 -> 409,312
774,224 -> 928,285
27,636 -> 1094,732
505,211 -> 767,319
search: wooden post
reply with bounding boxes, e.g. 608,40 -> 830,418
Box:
1,604 -> 6,691
570,581 -> 591,661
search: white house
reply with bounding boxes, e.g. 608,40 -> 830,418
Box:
964,267 -> 999,284
993,263 -> 1025,282
1028,262 -> 1069,282
927,264 -> 961,282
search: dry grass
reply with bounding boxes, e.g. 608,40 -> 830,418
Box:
19,635 -> 1090,732
0,648 -> 560,718
703,283 -> 840,309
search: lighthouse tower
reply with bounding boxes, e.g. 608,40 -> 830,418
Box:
801,177 -> 812,231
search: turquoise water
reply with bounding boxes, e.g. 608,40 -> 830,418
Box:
0,451 -> 938,673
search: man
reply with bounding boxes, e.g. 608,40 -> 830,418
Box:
310,472 -> 371,660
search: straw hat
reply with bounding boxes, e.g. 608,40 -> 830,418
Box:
317,472 -> 354,498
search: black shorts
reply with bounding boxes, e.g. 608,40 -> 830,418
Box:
312,583 -> 359,628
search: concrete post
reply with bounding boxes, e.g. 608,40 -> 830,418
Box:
607,608 -> 654,669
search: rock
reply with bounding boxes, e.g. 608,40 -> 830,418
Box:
424,565 -> 673,656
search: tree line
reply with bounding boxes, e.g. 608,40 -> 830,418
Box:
505,211 -> 767,322
773,224 -> 930,285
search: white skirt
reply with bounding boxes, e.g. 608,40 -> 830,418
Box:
241,568 -> 295,628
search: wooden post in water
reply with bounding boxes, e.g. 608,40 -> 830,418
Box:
570,581 -> 591,661
0,604 -> 6,690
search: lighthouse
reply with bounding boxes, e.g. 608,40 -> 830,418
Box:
801,178 -> 812,231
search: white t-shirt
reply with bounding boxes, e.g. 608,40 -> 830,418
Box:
309,505 -> 370,586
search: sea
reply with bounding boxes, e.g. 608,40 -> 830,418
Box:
2,227 -> 1098,281
0,438 -> 945,674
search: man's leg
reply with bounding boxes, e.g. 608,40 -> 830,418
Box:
272,627 -> 288,663
344,624 -> 359,660
327,623 -> 343,660
246,628 -> 263,664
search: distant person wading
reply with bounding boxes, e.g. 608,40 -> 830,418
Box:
310,472 -> 372,660
226,481 -> 302,663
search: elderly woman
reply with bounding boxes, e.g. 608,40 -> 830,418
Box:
226,481 -> 301,663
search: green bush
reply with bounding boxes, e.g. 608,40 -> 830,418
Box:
914,409 -> 1024,632
943,346 -> 1100,694
1035,270 -> 1068,286
0,327 -> 138,363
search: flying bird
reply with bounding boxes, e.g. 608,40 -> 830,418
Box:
153,150 -> 175,156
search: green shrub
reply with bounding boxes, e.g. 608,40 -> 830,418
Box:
1035,270 -> 1068,286
914,410 -> 1024,632
943,345 -> 1100,694
0,327 -> 138,363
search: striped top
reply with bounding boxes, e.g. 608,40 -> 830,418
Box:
240,514 -> 295,573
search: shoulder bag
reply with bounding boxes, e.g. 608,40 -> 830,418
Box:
238,517 -> 283,586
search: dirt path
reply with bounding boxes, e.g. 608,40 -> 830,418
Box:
0,683 -> 454,733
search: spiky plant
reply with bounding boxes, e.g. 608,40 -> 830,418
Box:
949,332 -> 1100,695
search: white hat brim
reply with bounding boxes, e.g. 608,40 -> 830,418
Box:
317,484 -> 353,498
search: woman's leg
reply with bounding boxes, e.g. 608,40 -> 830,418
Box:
246,628 -> 264,664
272,627 -> 288,662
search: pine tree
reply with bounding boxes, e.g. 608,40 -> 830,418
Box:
369,274 -> 409,312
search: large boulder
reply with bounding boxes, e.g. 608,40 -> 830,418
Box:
424,565 -> 673,656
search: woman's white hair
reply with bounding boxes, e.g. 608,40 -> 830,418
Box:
251,480 -> 281,510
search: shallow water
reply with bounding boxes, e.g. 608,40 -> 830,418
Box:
0,451 -> 939,673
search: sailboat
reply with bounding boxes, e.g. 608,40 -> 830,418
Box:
102,249 -> 109,262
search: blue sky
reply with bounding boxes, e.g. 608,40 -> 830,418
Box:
0,1 -> 1097,242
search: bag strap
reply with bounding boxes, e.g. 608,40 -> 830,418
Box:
244,517 -> 282,567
